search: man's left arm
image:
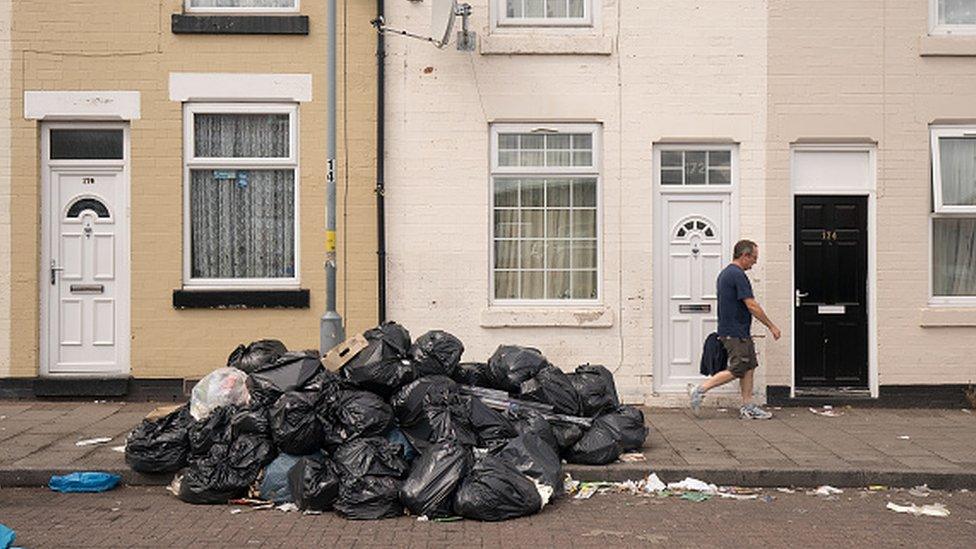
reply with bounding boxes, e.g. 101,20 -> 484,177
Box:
744,297 -> 781,340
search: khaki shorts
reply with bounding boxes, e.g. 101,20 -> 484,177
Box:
719,337 -> 758,379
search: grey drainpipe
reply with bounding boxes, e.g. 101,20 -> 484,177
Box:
376,0 -> 387,323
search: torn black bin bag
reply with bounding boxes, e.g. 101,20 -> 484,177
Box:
487,345 -> 550,393
453,455 -> 543,522
288,453 -> 342,512
390,375 -> 458,428
569,363 -> 620,417
452,362 -> 491,387
270,390 -> 324,455
565,406 -> 647,465
332,437 -> 409,479
227,339 -> 288,374
177,431 -> 275,504
520,366 -> 584,416
320,390 -> 394,449
248,353 -> 326,407
125,404 -> 192,474
399,441 -> 473,518
335,475 -> 404,520
496,433 -> 562,495
469,397 -> 517,451
409,330 -> 464,378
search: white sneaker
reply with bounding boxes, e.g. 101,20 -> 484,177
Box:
688,383 -> 705,417
739,403 -> 773,420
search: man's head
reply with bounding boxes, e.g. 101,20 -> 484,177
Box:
733,239 -> 758,270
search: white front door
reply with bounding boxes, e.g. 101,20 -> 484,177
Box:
655,194 -> 732,392
42,124 -> 130,376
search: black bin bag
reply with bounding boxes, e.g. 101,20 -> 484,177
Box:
550,421 -> 584,452
391,376 -> 458,427
496,433 -> 562,495
332,437 -> 409,479
453,455 -> 543,522
335,476 -> 404,520
177,430 -> 275,504
342,322 -> 415,396
399,441 -> 473,518
565,406 -> 648,465
469,397 -> 517,451
520,366 -> 583,416
569,363 -> 620,417
506,408 -> 559,452
321,390 -> 394,449
270,390 -> 324,455
487,345 -> 550,393
125,405 -> 192,474
288,453 -> 341,512
452,362 -> 491,387
248,353 -> 327,407
409,330 -> 464,378
227,339 -> 287,374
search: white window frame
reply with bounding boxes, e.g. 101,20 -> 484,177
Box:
185,0 -> 300,15
929,0 -> 976,35
489,122 -> 602,306
182,102 -> 301,289
495,0 -> 595,28
929,125 -> 976,305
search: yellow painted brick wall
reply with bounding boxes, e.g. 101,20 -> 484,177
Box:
8,0 -> 377,379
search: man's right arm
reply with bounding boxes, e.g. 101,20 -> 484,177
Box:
744,297 -> 781,340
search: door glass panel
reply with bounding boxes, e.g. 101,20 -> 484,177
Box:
50,130 -> 123,160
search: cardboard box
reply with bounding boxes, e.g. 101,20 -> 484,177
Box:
145,404 -> 183,421
322,333 -> 369,372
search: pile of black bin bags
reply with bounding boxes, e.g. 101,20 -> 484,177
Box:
125,322 -> 648,522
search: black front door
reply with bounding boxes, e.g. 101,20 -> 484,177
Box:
794,195 -> 868,388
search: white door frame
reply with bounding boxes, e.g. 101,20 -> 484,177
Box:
652,144 -> 740,393
789,143 -> 878,398
39,121 -> 131,377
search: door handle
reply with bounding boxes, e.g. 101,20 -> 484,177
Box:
795,289 -> 809,307
50,260 -> 64,285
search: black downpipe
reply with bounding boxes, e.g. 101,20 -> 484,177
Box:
376,0 -> 387,323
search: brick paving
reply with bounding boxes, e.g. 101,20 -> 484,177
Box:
0,486 -> 974,548
0,401 -> 974,488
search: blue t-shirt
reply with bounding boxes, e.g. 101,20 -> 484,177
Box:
716,264 -> 754,338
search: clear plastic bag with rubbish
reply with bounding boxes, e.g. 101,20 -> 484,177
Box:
190,367 -> 251,421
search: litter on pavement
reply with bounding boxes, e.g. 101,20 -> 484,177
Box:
0,524 -> 14,549
48,472 -> 121,493
812,485 -> 844,496
75,437 -> 112,447
122,322 -> 648,522
909,484 -> 932,498
885,502 -> 950,518
809,406 -> 844,418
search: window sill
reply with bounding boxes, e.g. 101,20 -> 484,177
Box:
918,306 -> 976,327
172,14 -> 309,35
919,35 -> 976,57
480,306 -> 614,328
173,289 -> 309,309
480,33 -> 613,56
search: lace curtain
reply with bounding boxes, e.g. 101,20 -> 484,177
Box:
934,138 -> 976,296
190,112 -> 295,280
190,0 -> 296,8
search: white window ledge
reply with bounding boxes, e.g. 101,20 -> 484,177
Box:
24,91 -> 141,120
919,35 -> 976,57
919,307 -> 976,327
480,33 -> 613,56
480,306 -> 614,328
169,73 -> 312,102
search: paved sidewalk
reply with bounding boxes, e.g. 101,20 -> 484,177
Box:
1,401 -> 974,488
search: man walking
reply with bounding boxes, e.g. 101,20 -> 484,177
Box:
689,239 -> 780,419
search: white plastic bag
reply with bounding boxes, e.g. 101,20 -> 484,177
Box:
190,367 -> 250,421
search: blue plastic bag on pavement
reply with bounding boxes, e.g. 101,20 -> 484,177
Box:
0,524 -> 14,549
48,471 -> 121,493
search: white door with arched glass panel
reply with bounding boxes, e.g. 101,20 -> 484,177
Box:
42,125 -> 130,376
653,146 -> 736,393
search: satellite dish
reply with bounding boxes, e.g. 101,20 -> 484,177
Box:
431,0 -> 457,48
